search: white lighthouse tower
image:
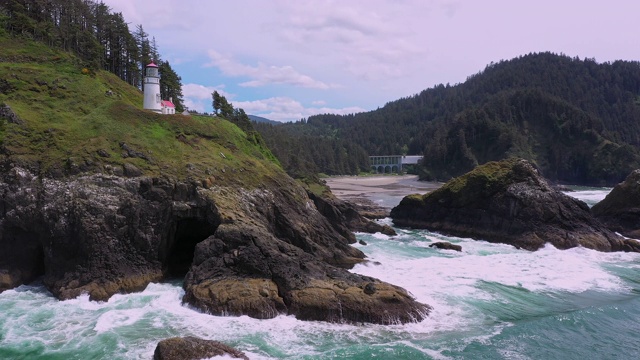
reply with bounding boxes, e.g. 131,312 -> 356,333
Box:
143,62 -> 161,113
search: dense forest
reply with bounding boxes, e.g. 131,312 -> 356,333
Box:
253,121 -> 369,177
0,0 -> 185,111
260,53 -> 640,185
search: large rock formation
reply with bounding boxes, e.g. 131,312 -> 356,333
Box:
592,169 -> 640,239
0,163 -> 429,324
154,336 -> 248,360
391,158 -> 640,252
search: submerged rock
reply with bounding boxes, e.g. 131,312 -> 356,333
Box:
154,336 -> 248,360
391,158 -> 638,252
592,170 -> 640,240
429,242 -> 462,252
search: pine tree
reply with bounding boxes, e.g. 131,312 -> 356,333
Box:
158,60 -> 184,112
212,90 -> 222,115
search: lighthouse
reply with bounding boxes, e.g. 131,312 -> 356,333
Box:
143,62 -> 161,113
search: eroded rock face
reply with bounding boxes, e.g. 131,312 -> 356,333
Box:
0,166 -> 214,300
391,158 -> 639,252
592,169 -> 640,239
307,191 -> 397,237
154,336 -> 248,360
184,223 -> 429,324
0,164 -> 430,324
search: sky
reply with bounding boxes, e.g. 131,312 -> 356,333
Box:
102,0 -> 640,122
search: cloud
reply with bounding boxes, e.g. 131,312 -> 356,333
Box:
206,50 -> 336,89
232,97 -> 365,122
441,1 -> 460,18
182,83 -> 228,113
274,1 -> 428,81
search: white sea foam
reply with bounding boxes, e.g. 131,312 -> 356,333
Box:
564,188 -> 611,206
352,227 -> 639,343
94,309 -> 145,333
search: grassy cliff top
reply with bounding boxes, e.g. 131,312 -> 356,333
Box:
0,35 -> 279,187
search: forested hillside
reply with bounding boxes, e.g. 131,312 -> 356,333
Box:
0,0 -> 184,111
253,121 -> 369,176
265,53 -> 640,185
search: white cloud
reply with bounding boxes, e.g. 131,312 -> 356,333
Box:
183,83 -> 218,99
232,97 -> 365,122
182,83 -> 228,113
206,50 -> 336,89
312,100 -> 327,106
274,0 -> 429,81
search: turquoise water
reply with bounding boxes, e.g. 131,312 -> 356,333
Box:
1,189 -> 639,359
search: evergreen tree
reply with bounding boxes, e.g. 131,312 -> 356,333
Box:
211,90 -> 233,118
212,90 -> 222,115
158,60 -> 184,112
133,24 -> 150,89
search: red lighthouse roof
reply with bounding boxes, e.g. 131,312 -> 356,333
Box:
146,62 -> 158,68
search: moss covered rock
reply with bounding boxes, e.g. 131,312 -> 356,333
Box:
391,158 -> 639,252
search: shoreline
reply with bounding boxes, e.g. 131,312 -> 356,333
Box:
324,175 -> 442,209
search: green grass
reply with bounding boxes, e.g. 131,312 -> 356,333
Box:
0,35 -> 281,188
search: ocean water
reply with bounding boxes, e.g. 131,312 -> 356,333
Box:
1,188 -> 639,359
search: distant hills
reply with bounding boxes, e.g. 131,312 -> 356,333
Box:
257,52 -> 640,185
248,115 -> 279,125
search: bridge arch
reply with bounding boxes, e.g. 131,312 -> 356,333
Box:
370,155 -> 403,174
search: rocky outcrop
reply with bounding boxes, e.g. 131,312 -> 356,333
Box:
340,196 -> 390,219
0,103 -> 23,125
154,336 -> 248,360
0,163 -> 429,324
429,242 -> 462,252
307,191 -> 396,236
592,170 -> 640,239
391,158 -> 640,252
184,222 -> 427,324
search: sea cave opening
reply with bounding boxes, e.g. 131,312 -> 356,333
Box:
1,226 -> 46,285
166,218 -> 216,278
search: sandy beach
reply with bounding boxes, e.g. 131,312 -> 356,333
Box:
324,175 -> 441,208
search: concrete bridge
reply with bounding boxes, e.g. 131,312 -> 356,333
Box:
370,155 -> 423,173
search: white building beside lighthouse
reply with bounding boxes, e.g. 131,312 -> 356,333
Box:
143,62 -> 161,113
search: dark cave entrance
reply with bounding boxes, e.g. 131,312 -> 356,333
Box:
0,227 -> 46,286
166,218 -> 216,278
